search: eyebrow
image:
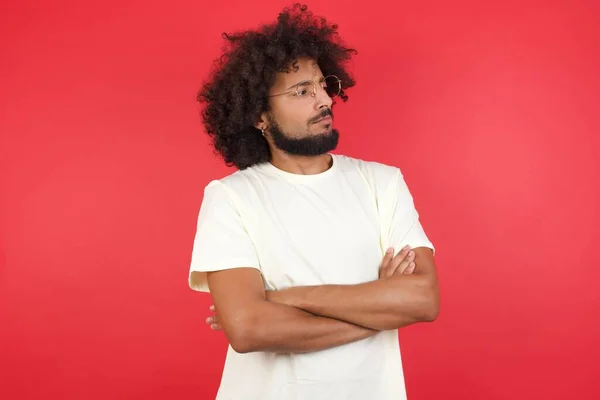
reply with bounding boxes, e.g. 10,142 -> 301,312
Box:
285,76 -> 326,90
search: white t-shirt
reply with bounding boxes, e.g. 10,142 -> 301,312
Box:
188,153 -> 434,400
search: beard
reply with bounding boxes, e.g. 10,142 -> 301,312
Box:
266,110 -> 339,156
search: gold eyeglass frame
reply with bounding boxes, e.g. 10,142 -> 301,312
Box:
267,75 -> 342,103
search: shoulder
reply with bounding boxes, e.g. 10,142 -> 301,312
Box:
334,153 -> 402,176
334,153 -> 403,190
202,162 -> 270,201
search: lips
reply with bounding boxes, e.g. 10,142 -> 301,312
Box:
314,115 -> 332,124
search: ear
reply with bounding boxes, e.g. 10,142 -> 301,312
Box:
254,111 -> 268,131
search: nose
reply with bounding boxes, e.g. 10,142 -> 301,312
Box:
314,83 -> 333,109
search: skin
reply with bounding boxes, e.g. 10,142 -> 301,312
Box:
203,58 -> 440,353
263,247 -> 438,331
256,57 -> 336,175
207,247 -> 438,332
205,246 -> 426,354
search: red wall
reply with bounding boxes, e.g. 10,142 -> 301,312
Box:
1,1 -> 599,399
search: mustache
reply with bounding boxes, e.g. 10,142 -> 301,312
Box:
309,109 -> 333,124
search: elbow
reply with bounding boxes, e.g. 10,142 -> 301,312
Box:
422,299 -> 439,322
230,338 -> 254,354
421,287 -> 440,322
380,294 -> 439,330
226,314 -> 261,354
224,301 -> 274,354
229,331 -> 253,354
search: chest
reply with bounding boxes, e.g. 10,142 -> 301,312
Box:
240,179 -> 384,289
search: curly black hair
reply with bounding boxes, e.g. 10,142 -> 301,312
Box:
197,3 -> 357,170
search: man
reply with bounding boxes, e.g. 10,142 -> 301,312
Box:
188,4 -> 439,399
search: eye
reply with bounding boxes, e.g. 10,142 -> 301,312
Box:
294,82 -> 313,97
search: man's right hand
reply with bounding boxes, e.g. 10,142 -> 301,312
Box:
379,246 -> 416,279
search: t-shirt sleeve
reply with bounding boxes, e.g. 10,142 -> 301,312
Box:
188,179 -> 261,292
383,169 -> 435,256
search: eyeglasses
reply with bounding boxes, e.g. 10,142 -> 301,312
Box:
268,75 -> 342,104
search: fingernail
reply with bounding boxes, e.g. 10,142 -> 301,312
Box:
211,324 -> 218,330
387,248 -> 393,254
403,245 -> 410,250
409,251 -> 414,256
206,317 -> 212,323
410,262 -> 415,267
209,305 -> 215,311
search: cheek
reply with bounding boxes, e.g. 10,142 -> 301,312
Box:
273,106 -> 311,128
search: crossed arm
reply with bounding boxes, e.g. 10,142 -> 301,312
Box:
266,247 -> 439,331
204,246 -> 439,354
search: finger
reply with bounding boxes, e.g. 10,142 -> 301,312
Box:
383,247 -> 405,278
403,262 -> 416,274
206,314 -> 219,322
391,246 -> 411,264
379,247 -> 394,279
382,247 -> 394,266
397,251 -> 416,274
386,246 -> 412,277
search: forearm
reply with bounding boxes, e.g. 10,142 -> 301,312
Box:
231,301 -> 379,354
270,274 -> 439,331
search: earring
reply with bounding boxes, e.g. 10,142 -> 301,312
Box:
261,128 -> 266,137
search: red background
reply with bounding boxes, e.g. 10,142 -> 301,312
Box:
1,0 -> 599,399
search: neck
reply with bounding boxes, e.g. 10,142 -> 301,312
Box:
268,151 -> 333,175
